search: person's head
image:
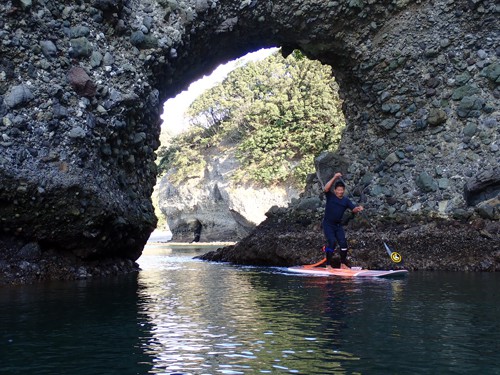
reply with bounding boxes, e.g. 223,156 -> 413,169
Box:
334,181 -> 345,198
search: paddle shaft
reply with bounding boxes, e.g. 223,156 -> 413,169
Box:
338,177 -> 396,258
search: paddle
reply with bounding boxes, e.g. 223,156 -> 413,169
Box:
338,177 -> 402,263
360,212 -> 402,263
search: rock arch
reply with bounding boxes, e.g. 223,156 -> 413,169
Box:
0,0 -> 498,279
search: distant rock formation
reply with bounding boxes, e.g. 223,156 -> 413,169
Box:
158,150 -> 300,242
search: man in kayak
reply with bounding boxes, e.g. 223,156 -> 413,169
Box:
323,172 -> 364,269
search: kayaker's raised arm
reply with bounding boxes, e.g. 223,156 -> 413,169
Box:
324,172 -> 343,192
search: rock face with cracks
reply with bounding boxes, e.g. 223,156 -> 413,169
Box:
199,169 -> 500,271
157,148 -> 302,242
0,0 -> 498,282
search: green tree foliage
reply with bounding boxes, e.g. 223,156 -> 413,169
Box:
156,127 -> 207,183
157,50 -> 345,187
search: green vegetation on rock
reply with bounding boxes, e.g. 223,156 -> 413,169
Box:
157,50 -> 345,187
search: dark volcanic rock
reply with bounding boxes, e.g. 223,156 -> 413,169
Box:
199,212 -> 500,272
4,84 -> 34,108
69,37 -> 93,58
67,66 -> 97,97
0,0 -> 498,283
464,168 -> 500,206
199,160 -> 499,272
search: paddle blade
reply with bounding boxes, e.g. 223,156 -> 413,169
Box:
384,242 -> 403,263
390,252 -> 403,263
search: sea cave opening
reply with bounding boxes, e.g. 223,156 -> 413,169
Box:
148,47 -> 347,244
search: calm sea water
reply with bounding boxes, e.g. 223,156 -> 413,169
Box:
0,244 -> 499,375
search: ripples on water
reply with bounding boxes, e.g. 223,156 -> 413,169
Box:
137,246 -> 365,375
0,244 -> 499,375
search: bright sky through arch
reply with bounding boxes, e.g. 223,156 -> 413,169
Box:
161,47 -> 279,136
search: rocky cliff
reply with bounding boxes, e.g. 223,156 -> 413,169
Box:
1,0 -> 498,282
157,148 -> 301,242
200,153 -> 500,271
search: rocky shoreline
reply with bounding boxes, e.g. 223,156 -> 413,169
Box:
3,212 -> 498,286
0,237 -> 140,285
198,155 -> 499,272
199,213 -> 500,272
0,233 -> 237,285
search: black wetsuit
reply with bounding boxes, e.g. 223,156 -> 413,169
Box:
323,191 -> 356,266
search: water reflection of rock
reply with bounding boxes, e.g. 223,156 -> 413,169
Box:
136,247 -> 361,373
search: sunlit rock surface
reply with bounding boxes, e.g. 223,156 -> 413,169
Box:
158,151 -> 301,242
